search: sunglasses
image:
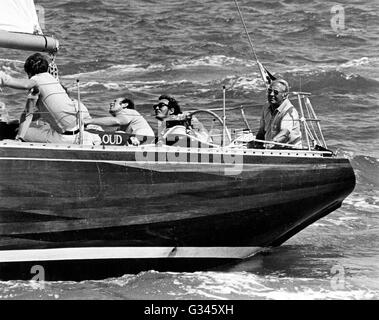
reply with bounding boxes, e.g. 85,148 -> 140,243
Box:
267,88 -> 282,95
153,102 -> 168,110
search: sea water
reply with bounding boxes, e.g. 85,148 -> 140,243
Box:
0,0 -> 378,300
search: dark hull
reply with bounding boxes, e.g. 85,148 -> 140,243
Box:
0,258 -> 241,281
0,143 -> 355,279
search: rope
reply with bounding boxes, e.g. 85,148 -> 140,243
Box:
233,0 -> 260,63
48,53 -> 59,80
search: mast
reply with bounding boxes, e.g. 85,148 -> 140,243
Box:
222,86 -> 227,147
233,0 -> 275,87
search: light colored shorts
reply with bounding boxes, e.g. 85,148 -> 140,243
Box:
24,122 -> 101,145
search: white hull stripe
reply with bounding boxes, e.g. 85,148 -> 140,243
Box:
0,247 -> 262,263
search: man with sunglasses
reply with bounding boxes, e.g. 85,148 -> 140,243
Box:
85,97 -> 154,144
153,95 -> 210,146
254,79 -> 302,149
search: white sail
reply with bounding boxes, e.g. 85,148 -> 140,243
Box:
0,0 -> 42,34
0,0 -> 59,52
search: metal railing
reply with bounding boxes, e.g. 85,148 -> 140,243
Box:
187,92 -> 328,151
291,92 -> 327,150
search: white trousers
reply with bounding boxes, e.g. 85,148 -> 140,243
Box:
24,122 -> 102,145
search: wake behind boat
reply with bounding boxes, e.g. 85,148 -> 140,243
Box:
0,0 -> 355,280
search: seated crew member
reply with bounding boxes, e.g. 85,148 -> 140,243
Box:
253,79 -> 302,149
153,95 -> 210,145
16,85 -> 99,142
85,97 -> 155,145
0,53 -> 101,145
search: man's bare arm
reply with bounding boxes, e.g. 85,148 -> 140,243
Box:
85,116 -> 121,127
0,72 -> 36,90
16,93 -> 38,141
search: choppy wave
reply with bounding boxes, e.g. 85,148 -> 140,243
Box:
169,271 -> 377,300
170,55 -> 255,69
58,70 -> 378,98
281,71 -> 379,93
63,63 -> 167,79
1,270 -> 377,300
351,155 -> 379,186
62,55 -> 379,95
339,57 -> 371,69
2,54 -> 378,96
343,194 -> 379,215
62,79 -> 204,95
339,155 -> 379,215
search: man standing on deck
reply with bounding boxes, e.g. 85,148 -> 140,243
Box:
253,79 -> 302,149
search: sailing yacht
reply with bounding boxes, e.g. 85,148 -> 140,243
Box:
0,0 -> 355,280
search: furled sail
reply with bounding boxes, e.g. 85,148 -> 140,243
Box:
0,0 -> 59,52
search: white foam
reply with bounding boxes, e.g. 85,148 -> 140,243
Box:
103,82 -> 121,90
339,57 -> 371,68
0,58 -> 24,64
63,63 -> 166,79
171,272 -> 378,300
67,78 -> 207,93
171,55 -> 254,69
225,75 -> 266,91
344,194 -> 379,214
274,57 -> 377,78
